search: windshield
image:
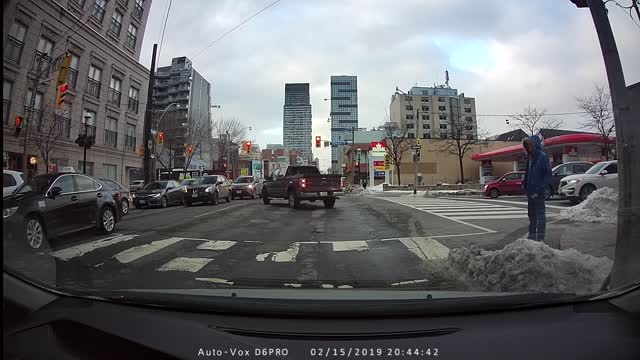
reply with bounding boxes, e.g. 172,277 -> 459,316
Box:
3,0 -> 637,309
143,182 -> 167,190
14,175 -> 53,195
585,162 -> 609,175
235,177 -> 253,183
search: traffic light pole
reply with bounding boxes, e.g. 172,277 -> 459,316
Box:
21,55 -> 44,176
143,44 -> 158,184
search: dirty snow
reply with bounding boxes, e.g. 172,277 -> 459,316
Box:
445,239 -> 612,294
559,187 -> 617,224
424,189 -> 483,197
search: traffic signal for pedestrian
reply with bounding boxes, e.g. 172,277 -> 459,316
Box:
315,136 -> 321,148
157,131 -> 165,145
56,83 -> 68,108
14,116 -> 23,137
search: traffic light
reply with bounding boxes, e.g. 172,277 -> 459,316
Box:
14,116 -> 23,137
56,83 -> 68,108
157,131 -> 165,145
244,141 -> 252,153
315,136 -> 321,148
186,145 -> 194,156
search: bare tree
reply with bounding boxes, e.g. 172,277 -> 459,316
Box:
28,100 -> 70,173
212,117 -> 247,170
382,115 -> 412,186
508,106 -> 562,136
577,84 -> 615,160
183,111 -> 212,171
441,115 -> 488,184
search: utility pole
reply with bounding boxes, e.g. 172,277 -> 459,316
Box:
21,55 -> 45,176
82,114 -> 90,174
143,44 -> 158,184
572,0 -> 639,288
414,104 -> 421,195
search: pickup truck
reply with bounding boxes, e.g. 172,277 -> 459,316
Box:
261,165 -> 343,209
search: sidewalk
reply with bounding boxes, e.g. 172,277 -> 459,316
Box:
542,219 -> 617,260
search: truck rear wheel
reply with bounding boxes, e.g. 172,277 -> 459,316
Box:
323,198 -> 336,209
288,190 -> 300,209
262,189 -> 271,204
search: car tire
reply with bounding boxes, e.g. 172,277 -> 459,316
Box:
579,184 -> 596,202
98,206 -> 116,234
545,186 -> 553,200
262,189 -> 271,204
569,197 -> 580,205
121,199 -> 129,215
161,196 -> 168,208
212,191 -> 219,205
489,189 -> 500,199
24,215 -> 47,251
288,190 -> 300,209
323,198 -> 336,209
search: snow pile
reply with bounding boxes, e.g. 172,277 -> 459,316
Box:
559,187 -> 618,224
424,189 -> 483,197
367,184 -> 385,192
446,239 -> 612,294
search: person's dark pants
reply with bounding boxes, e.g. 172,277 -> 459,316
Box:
363,183 -> 367,189
527,191 -> 546,241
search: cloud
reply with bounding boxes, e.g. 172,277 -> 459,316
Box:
140,0 -> 639,169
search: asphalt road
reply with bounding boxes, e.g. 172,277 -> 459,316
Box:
3,193 -> 572,292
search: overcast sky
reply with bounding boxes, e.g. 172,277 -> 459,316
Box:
140,0 -> 639,171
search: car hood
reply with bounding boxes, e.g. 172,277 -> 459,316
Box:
187,185 -> 212,190
560,174 -> 598,182
231,183 -> 253,188
135,189 -> 163,195
3,192 -> 42,207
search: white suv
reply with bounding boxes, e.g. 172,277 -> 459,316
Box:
3,170 -> 24,197
559,160 -> 618,204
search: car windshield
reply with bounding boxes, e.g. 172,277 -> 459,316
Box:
235,177 -> 253,183
585,162 -> 609,175
143,182 -> 167,190
3,0 -> 638,310
13,175 -> 53,195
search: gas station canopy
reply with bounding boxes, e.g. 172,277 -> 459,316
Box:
471,133 -> 615,162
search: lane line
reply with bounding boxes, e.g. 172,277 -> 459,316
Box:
399,237 -> 450,261
156,257 -> 213,272
195,277 -> 234,284
50,234 -> 138,261
194,203 -> 244,218
391,279 -> 428,286
428,207 -> 519,212
114,237 -> 183,263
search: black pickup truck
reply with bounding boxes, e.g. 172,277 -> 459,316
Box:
261,165 -> 343,209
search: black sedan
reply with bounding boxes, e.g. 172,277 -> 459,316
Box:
3,172 -> 120,250
99,178 -> 131,215
132,180 -> 183,208
183,175 -> 232,206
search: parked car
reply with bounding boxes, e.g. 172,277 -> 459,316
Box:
3,170 -> 24,197
3,172 -> 120,250
129,179 -> 145,193
560,160 -> 618,204
231,176 -> 263,199
483,171 -> 526,199
262,166 -> 342,209
132,180 -> 183,208
183,175 -> 232,206
99,178 -> 131,216
548,161 -> 594,199
179,178 -> 196,191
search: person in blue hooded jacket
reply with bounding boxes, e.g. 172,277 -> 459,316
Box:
522,134 -> 553,241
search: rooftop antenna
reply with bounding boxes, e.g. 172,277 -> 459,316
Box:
445,70 -> 450,88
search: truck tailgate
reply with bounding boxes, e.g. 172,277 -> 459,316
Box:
302,175 -> 342,192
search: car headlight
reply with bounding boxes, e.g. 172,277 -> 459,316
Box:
205,186 -> 213,193
132,193 -> 136,198
247,184 -> 253,189
183,187 -> 188,192
3,206 -> 19,219
567,179 -> 581,185
151,193 -> 161,197
483,185 -> 488,191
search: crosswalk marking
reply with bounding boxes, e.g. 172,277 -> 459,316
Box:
332,241 -> 369,252
453,214 -> 530,220
156,257 -> 213,272
196,240 -> 236,251
50,234 -> 138,261
114,237 -> 183,264
399,237 -> 449,261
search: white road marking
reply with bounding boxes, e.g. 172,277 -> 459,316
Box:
321,284 -> 335,288
50,234 -> 137,261
156,257 -> 213,272
442,197 -> 568,210
196,240 -> 237,251
452,214 -> 530,220
195,277 -> 234,285
272,243 -> 300,262
284,283 -> 302,288
391,279 -> 429,286
338,285 -> 353,289
399,237 -> 450,261
93,262 -> 104,267
194,203 -> 244,218
442,211 -> 527,216
114,237 -> 183,264
255,253 -> 270,261
429,207 -> 519,213
332,241 -> 369,252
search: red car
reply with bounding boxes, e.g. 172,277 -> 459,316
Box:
484,171 -> 526,198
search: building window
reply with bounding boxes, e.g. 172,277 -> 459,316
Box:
422,114 -> 429,120
25,90 -> 44,121
133,0 -> 144,19
440,124 -> 447,130
407,133 -> 415,139
405,114 -> 414,120
425,133 -> 431,139
92,0 -> 107,22
439,114 -> 447,120
421,106 -> 429,111
405,105 -> 413,111
438,97 -> 445,103
35,37 -> 54,75
78,161 -> 95,176
60,103 -> 72,138
465,108 -> 472,113
465,125 -> 474,131
110,10 -> 123,36
86,65 -> 102,97
440,133 -> 448,139
438,105 -> 446,111
3,80 -> 12,124
128,86 -> 139,113
108,76 -> 122,107
104,164 -> 117,181
405,96 -> 412,101
67,53 -> 80,88
126,24 -> 138,48
82,110 -> 97,138
464,98 -> 471,104
104,116 -> 118,147
465,116 -> 473,122
423,124 -> 430,130
4,21 -> 27,63
125,123 -> 136,152
406,123 -> 414,129
421,97 -> 428,102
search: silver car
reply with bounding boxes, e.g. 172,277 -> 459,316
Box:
231,176 -> 263,199
129,179 -> 145,193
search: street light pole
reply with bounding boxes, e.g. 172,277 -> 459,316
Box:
396,87 -> 420,194
82,114 -> 91,174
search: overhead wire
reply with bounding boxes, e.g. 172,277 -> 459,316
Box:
157,0 -> 173,64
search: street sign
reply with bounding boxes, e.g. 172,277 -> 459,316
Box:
411,145 -> 421,149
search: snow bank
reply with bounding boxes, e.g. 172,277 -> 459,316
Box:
424,189 -> 483,197
445,239 -> 612,294
367,184 -> 385,192
559,187 -> 617,224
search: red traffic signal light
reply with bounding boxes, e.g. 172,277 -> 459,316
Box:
157,131 -> 165,145
315,136 -> 321,148
14,116 -> 24,137
56,83 -> 68,108
186,145 -> 194,156
245,141 -> 252,153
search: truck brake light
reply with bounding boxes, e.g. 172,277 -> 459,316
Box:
340,177 -> 344,188
300,178 -> 307,188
